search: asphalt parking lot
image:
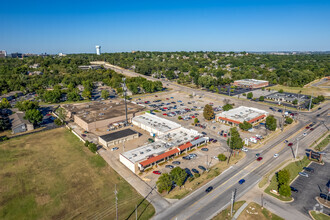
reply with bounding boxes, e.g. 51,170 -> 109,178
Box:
290,156 -> 330,216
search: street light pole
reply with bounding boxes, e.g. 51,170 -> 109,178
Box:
295,137 -> 299,160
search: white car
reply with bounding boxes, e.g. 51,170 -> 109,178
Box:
303,132 -> 307,136
242,147 -> 248,152
274,153 -> 279,158
213,156 -> 220,161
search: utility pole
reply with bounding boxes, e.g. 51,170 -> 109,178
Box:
295,137 -> 299,160
122,78 -> 128,125
231,190 -> 235,217
308,93 -> 313,111
114,184 -> 118,220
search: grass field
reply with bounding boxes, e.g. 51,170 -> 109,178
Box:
237,202 -> 283,220
314,134 -> 330,152
269,85 -> 329,97
310,211 -> 330,220
212,201 -> 246,220
0,128 -> 154,220
264,156 -> 310,201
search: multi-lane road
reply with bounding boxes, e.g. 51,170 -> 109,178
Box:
96,62 -> 329,220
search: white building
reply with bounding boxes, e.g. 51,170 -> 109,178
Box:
216,106 -> 268,126
132,113 -> 181,136
120,113 -> 208,173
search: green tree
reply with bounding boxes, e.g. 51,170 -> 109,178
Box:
88,143 -> 98,153
0,117 -> 11,131
24,109 -> 43,125
222,104 -> 233,111
266,115 -> 277,131
227,127 -> 243,150
277,169 -> 290,185
292,99 -> 298,105
170,167 -> 187,188
67,91 -> 81,101
101,90 -> 110,99
203,104 -> 214,120
15,100 -> 39,111
218,153 -> 227,161
194,118 -> 199,124
279,184 -> 291,197
0,98 -> 11,109
156,173 -> 173,194
278,89 -> 284,93
56,107 -> 66,121
247,92 -> 253,99
54,118 -> 63,126
259,96 -> 264,101
239,121 -> 252,131
82,89 -> 91,99
285,117 -> 293,124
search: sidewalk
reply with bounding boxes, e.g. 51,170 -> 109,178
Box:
98,148 -> 170,213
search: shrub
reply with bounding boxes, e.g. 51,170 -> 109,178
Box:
54,118 -> 63,126
88,143 -> 98,153
84,140 -> 90,147
218,153 -> 227,161
285,117 -> 293,124
194,173 -> 200,178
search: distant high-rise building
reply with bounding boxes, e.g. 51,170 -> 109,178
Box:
11,53 -> 23,58
96,45 -> 101,55
0,50 -> 7,58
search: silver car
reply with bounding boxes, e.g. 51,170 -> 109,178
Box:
299,172 -> 309,177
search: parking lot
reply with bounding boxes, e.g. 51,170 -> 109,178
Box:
290,151 -> 330,216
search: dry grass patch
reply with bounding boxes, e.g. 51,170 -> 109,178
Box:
237,202 -> 283,220
0,128 -> 154,220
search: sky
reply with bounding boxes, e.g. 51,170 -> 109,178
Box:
1,0 -> 330,54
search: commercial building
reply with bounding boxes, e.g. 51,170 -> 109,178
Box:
120,114 -> 208,173
233,79 -> 269,89
132,113 -> 181,136
0,50 -> 6,58
9,112 -> 34,134
98,128 -> 139,147
62,100 -> 145,132
216,106 -> 268,126
265,92 -> 309,104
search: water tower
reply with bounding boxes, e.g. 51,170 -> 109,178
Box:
95,45 -> 101,55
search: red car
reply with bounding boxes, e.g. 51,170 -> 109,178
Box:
288,143 -> 293,147
306,126 -> 310,129
155,95 -> 158,97
163,113 -> 167,116
46,113 -> 51,116
257,157 -> 263,161
310,128 -> 314,131
192,115 -> 195,118
153,171 -> 161,175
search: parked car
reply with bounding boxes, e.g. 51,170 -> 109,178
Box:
153,171 -> 161,175
165,165 -> 174,169
257,157 -> 263,161
192,168 -> 199,174
81,134 -> 87,137
205,186 -> 213,193
111,147 -> 119,151
183,156 -> 191,160
185,168 -> 193,177
172,161 -> 181,165
320,193 -> 330,201
298,172 -> 309,177
288,143 -> 293,147
238,179 -> 245,184
290,186 -> 299,192
310,128 -> 314,131
303,132 -> 307,136
284,140 -> 288,143
274,153 -> 279,158
212,139 -> 218,143
255,153 -> 260,157
213,156 -> 220,161
303,167 -> 314,173
198,165 -> 206,171
242,147 -> 248,152
201,148 -> 209,152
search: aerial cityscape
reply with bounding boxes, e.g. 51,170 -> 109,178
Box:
0,1 -> 329,220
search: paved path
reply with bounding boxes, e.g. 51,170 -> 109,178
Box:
232,202 -> 248,219
98,148 -> 170,213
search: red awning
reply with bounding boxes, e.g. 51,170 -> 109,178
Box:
139,148 -> 179,167
178,142 -> 192,151
248,114 -> 266,123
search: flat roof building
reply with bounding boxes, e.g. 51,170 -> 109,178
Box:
216,106 -> 268,126
62,100 -> 145,132
132,113 -> 181,136
233,79 -> 269,89
98,128 -> 139,147
265,92 -> 309,104
120,114 -> 208,173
